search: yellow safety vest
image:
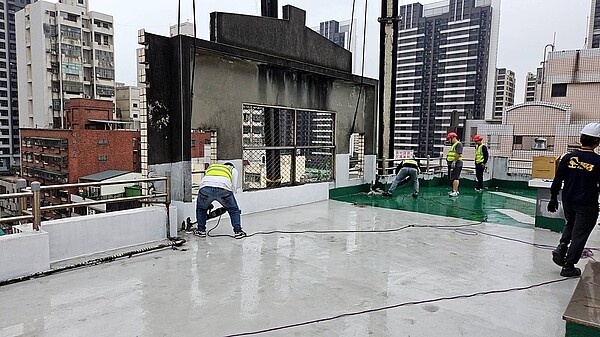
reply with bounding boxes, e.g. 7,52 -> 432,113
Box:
403,159 -> 421,174
475,144 -> 485,164
447,141 -> 462,161
205,164 -> 233,181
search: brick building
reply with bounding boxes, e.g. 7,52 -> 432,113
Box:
20,99 -> 140,186
191,130 -> 211,158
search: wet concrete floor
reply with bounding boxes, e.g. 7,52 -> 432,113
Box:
1,199 -> 598,336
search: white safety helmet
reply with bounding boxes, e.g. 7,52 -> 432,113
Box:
580,123 -> 600,138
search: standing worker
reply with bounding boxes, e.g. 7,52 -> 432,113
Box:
195,162 -> 246,238
446,132 -> 463,197
473,134 -> 489,192
383,158 -> 421,198
548,123 -> 600,277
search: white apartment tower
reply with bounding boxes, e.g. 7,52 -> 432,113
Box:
16,0 -> 115,129
492,68 -> 514,119
524,72 -> 536,102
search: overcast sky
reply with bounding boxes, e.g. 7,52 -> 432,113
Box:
85,0 -> 592,103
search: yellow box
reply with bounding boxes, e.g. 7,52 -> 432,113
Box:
532,156 -> 558,179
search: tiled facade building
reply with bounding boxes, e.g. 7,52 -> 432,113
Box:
394,0 -> 500,157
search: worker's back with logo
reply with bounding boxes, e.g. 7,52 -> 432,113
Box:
554,149 -> 600,206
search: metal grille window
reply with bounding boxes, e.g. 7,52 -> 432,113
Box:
96,67 -> 114,80
96,85 -> 114,97
60,25 -> 81,40
242,104 -> 335,191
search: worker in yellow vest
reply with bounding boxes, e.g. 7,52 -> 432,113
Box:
383,158 -> 422,198
446,132 -> 463,197
473,134 -> 489,192
195,162 -> 245,238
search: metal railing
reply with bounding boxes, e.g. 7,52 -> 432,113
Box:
0,176 -> 170,233
378,156 -> 534,177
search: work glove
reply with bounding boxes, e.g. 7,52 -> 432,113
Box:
450,162 -> 456,170
547,196 -> 559,213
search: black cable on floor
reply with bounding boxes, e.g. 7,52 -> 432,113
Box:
222,277 -> 574,337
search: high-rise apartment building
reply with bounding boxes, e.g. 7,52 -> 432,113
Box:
16,0 -> 115,130
524,72 -> 536,102
493,68 -> 514,118
394,0 -> 500,157
588,0 -> 600,48
0,0 -> 36,173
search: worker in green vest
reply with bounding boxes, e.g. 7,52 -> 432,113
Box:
195,162 -> 245,238
446,132 -> 463,197
473,134 -> 489,192
383,158 -> 422,198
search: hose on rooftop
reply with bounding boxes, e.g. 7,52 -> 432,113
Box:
0,238 -> 186,287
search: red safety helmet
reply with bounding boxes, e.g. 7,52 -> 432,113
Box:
473,134 -> 484,142
446,132 -> 458,140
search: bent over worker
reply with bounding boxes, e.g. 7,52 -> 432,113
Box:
383,158 -> 421,198
195,162 -> 246,238
548,123 -> 600,277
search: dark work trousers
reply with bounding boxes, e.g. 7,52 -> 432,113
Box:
560,202 -> 599,265
475,163 -> 485,190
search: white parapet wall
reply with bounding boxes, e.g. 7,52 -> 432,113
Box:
41,206 -> 171,263
0,229 -> 49,282
172,182 -> 329,228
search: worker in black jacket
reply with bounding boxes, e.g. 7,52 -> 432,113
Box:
548,123 -> 600,277
383,158 -> 421,198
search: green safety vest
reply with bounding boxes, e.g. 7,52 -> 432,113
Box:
447,141 -> 462,161
205,164 -> 233,181
475,144 -> 485,164
403,159 -> 421,174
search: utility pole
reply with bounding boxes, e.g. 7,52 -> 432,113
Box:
378,0 -> 400,174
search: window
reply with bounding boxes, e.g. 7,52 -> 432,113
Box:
513,136 -> 522,144
97,139 -> 108,145
98,155 -> 107,161
551,83 -> 567,97
132,103 -> 138,108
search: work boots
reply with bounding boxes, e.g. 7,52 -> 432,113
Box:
551,243 -> 568,267
560,263 -> 581,277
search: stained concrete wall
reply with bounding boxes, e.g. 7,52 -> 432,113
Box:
210,6 -> 352,73
191,51 -> 377,159
141,6 -> 377,202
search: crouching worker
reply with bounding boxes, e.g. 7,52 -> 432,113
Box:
548,123 -> 600,277
195,162 -> 246,239
383,158 -> 421,198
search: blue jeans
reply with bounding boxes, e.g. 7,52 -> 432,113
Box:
196,186 -> 242,232
389,167 -> 419,194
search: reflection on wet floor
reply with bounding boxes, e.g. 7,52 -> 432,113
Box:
331,185 -> 537,228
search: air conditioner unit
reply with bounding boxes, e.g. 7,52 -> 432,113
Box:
532,137 -> 547,150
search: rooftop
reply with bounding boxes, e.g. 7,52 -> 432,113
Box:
1,188 -> 597,336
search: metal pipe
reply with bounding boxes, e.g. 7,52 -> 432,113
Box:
0,215 -> 34,224
31,182 -> 41,231
40,193 -> 167,212
539,43 -> 555,101
39,177 -> 166,191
